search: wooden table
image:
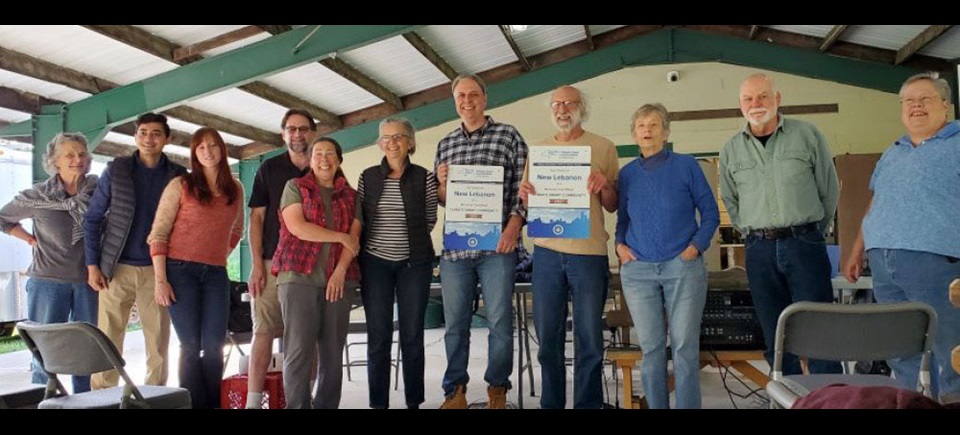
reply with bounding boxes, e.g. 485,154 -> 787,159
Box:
606,348 -> 769,409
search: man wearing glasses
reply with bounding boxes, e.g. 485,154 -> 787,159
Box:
719,73 -> 842,377
844,72 -> 960,401
517,85 -> 619,408
245,109 -> 315,408
434,74 -> 528,409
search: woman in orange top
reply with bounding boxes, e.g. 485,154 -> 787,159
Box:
147,127 -> 244,409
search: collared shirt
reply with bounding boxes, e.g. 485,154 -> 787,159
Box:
435,116 -> 528,261
719,115 -> 839,233
863,120 -> 960,259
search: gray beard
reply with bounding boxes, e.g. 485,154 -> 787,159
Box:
288,142 -> 308,153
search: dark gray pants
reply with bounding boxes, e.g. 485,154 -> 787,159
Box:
279,282 -> 354,409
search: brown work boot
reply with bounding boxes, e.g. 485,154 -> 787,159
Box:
486,385 -> 507,409
440,384 -> 467,409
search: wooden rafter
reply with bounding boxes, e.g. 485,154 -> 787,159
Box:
0,39 -> 276,148
896,25 -> 954,65
234,24 -> 951,161
0,77 -> 209,153
498,25 -> 531,71
820,25 -> 849,52
82,25 -> 341,130
255,25 -> 404,111
172,25 -> 264,61
320,57 -> 403,110
402,31 -> 458,80
330,25 -> 663,137
683,25 -> 952,70
583,25 -> 595,51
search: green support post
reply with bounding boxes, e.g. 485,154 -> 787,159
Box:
31,105 -> 65,183
237,157 -> 265,281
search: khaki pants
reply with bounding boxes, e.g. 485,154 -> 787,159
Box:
252,259 -> 283,334
91,264 -> 170,389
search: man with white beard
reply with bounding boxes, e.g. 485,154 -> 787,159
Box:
719,73 -> 841,377
518,85 -> 619,408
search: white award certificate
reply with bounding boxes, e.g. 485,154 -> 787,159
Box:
443,165 -> 504,250
527,146 -> 591,238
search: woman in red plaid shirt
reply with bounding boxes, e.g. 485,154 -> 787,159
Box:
272,137 -> 361,409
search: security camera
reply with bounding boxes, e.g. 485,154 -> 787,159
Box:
667,71 -> 680,83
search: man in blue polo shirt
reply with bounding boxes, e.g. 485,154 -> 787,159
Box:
844,71 -> 960,402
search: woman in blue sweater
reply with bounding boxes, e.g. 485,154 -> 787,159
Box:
615,103 -> 720,409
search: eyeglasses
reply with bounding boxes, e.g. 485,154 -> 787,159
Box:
377,134 -> 409,145
550,100 -> 580,110
284,126 -> 313,134
899,95 -> 942,107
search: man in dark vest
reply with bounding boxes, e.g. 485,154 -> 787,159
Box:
84,113 -> 187,389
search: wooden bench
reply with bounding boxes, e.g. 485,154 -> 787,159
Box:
606,348 -> 769,409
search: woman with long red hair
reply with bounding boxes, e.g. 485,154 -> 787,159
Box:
147,127 -> 244,408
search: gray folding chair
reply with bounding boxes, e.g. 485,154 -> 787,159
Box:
16,321 -> 191,409
765,301 -> 936,409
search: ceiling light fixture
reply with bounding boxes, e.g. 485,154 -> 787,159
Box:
508,25 -> 529,33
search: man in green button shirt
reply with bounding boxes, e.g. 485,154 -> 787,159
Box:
719,73 -> 841,376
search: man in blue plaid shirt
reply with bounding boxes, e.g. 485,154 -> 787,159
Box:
434,73 -> 528,409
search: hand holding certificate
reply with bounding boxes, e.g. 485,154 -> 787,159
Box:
527,146 -> 591,238
443,165 -> 504,251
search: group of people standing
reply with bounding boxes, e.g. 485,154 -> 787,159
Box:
2,68 -> 957,409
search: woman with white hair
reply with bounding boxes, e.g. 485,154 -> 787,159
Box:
0,132 -> 99,392
615,103 -> 720,409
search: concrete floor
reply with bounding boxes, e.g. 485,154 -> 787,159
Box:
0,320 -> 770,409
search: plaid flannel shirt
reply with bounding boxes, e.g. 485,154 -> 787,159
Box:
271,173 -> 360,282
434,116 -> 528,261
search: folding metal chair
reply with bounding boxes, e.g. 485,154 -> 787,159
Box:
765,301 -> 936,409
17,321 -> 191,409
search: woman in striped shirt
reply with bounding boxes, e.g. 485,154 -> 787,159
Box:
148,127 -> 244,409
357,117 -> 438,409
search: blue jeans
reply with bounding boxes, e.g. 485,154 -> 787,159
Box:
166,260 -> 229,409
439,252 -> 516,395
26,278 -> 98,393
620,255 -> 707,409
359,252 -> 432,408
745,232 -> 843,376
532,246 -> 608,409
867,248 -> 960,401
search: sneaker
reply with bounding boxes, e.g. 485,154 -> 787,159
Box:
486,385 -> 507,409
440,384 -> 467,409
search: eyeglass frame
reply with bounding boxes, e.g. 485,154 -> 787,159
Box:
550,100 -> 581,110
899,95 -> 943,107
283,125 -> 314,134
377,133 -> 410,145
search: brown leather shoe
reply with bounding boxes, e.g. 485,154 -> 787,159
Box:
949,278 -> 960,308
486,385 -> 507,409
440,384 -> 467,409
